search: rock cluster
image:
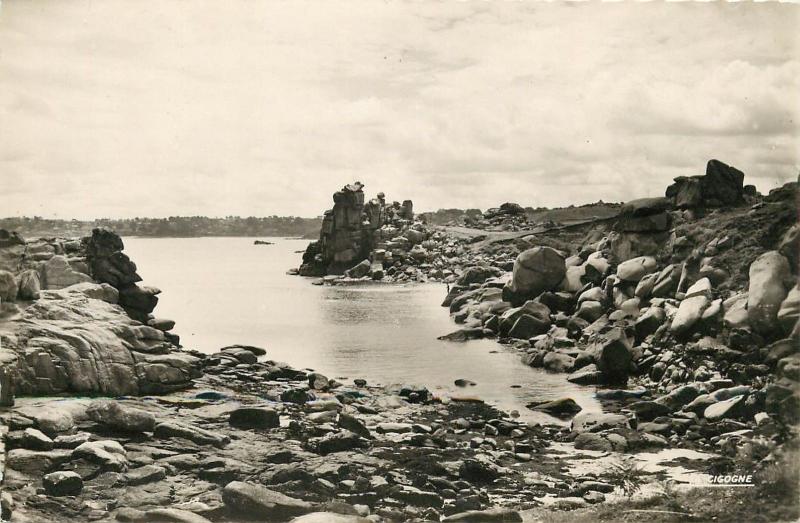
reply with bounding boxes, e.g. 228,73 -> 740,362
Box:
299,183 -> 415,277
478,203 -> 531,231
666,159 -> 750,209
296,183 -> 508,285
0,228 -> 191,401
442,163 -> 799,456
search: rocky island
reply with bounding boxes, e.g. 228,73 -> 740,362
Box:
0,160 -> 798,523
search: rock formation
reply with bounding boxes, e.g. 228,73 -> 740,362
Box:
0,228 -> 194,403
666,159 -> 747,208
299,183 -> 416,277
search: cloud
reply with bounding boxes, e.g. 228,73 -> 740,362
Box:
0,1 -> 798,219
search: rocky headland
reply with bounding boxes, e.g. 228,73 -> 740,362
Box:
0,159 -> 798,522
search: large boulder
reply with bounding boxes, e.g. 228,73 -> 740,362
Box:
574,432 -> 628,452
457,266 -> 499,286
589,327 -> 633,383
499,301 -> 551,337
527,397 -> 582,418
85,228 -> 141,287
608,230 -> 669,263
616,256 -> 657,283
505,247 -> 565,305
670,278 -> 712,336
748,251 -> 793,336
542,352 -> 575,373
43,471 -> 83,496
118,284 -> 160,322
72,440 -> 128,471
345,259 -> 371,278
634,306 -> 666,342
666,160 -> 744,208
508,313 -> 550,339
615,198 -> 671,233
700,159 -> 745,207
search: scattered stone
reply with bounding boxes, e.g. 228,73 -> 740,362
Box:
124,465 -> 167,485
72,440 -> 128,472
527,397 -> 582,418
229,407 -> 280,429
86,400 -> 156,433
43,471 -> 83,496
154,422 -> 230,448
442,508 -> 523,522
222,481 -> 314,520
20,428 -> 54,451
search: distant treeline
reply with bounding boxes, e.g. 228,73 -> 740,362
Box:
419,201 -> 622,226
0,216 -> 323,239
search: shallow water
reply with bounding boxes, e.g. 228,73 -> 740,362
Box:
124,237 -> 602,422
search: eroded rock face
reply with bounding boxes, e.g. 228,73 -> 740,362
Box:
41,255 -> 93,290
3,286 -> 200,396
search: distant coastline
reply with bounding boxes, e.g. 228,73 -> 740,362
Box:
0,216 -> 323,240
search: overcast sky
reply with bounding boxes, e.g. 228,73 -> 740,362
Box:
1,1 -> 798,219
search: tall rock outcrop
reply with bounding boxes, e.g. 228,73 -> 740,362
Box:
666,159 -> 746,208
299,183 -> 415,276
85,228 -> 159,323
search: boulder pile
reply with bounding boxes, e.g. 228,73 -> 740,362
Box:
298,183 -> 415,277
442,163 -> 800,450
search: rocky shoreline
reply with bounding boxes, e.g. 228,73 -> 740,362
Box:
0,342 -> 740,523
0,159 -> 798,522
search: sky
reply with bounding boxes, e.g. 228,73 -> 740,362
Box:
1,1 -> 798,219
